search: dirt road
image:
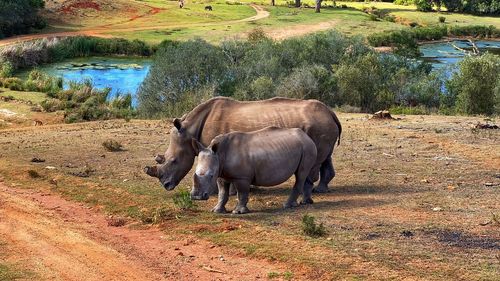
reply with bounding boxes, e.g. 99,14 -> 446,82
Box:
0,182 -> 283,280
0,5 -> 270,47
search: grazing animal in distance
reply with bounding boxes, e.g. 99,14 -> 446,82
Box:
33,120 -> 43,126
205,5 -> 213,11
144,97 -> 341,195
179,0 -> 184,8
191,127 -> 318,214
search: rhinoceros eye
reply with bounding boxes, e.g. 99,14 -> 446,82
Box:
171,158 -> 177,164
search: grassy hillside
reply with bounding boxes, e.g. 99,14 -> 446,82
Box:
9,0 -> 495,44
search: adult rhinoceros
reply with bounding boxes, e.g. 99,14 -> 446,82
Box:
144,97 -> 341,193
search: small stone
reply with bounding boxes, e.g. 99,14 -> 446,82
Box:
45,166 -> 56,170
400,230 -> 414,237
484,183 -> 494,187
432,207 -> 442,212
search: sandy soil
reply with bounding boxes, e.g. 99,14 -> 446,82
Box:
0,112 -> 498,280
0,182 -> 284,280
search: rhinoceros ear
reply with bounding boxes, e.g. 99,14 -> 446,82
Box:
191,138 -> 205,155
173,118 -> 182,131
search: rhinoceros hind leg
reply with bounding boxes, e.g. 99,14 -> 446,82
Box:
313,154 -> 335,193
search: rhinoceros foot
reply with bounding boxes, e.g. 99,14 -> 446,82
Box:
283,201 -> 299,209
211,206 -> 228,214
301,198 -> 314,205
232,206 -> 250,214
312,186 -> 329,193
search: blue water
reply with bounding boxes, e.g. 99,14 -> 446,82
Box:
420,40 -> 500,70
20,57 -> 152,106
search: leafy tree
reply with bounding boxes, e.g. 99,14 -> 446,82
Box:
0,0 -> 46,38
447,54 -> 500,115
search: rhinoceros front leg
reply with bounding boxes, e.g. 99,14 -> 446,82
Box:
212,178 -> 230,213
232,181 -> 250,214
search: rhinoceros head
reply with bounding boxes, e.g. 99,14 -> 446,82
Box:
144,118 -> 196,191
190,139 -> 220,200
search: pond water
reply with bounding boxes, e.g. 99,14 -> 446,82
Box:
19,57 -> 152,105
420,40 -> 500,70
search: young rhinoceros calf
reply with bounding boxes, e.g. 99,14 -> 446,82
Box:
191,127 -> 318,214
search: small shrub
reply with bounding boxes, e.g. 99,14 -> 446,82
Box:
384,15 -> 396,22
0,61 -> 13,78
27,169 -> 41,178
283,271 -> 294,280
173,190 -> 196,210
439,16 -> 446,23
415,0 -> 433,12
2,78 -> 24,91
267,272 -> 280,279
247,27 -> 269,43
302,214 -> 326,237
369,14 -> 379,21
40,99 -> 64,112
102,139 -> 124,152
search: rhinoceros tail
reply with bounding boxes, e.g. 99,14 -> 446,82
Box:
330,110 -> 342,146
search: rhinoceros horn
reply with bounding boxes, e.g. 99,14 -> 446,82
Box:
144,165 -> 159,178
155,154 -> 166,164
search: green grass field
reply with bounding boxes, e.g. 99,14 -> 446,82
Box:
10,0 -> 495,44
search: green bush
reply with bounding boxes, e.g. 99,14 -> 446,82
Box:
415,0 -> 433,11
394,0 -> 415,5
0,61 -> 13,78
2,77 -> 24,91
247,27 -> 269,43
0,0 -> 45,38
368,25 -> 497,48
276,64 -> 336,104
23,69 -> 63,94
40,98 -> 64,112
438,16 -> 446,23
447,54 -> 500,115
173,190 -> 196,210
302,214 -> 326,237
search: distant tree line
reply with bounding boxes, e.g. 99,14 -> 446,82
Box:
0,0 -> 46,39
395,0 -> 500,15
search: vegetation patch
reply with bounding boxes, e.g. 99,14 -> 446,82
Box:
173,190 -> 196,210
302,214 -> 326,237
102,139 -> 124,152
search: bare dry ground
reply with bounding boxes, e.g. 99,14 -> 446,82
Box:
0,113 -> 499,280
